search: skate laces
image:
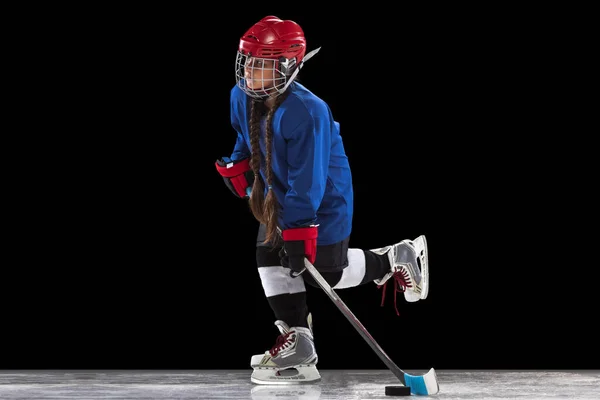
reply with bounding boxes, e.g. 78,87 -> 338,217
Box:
269,331 -> 295,357
378,268 -> 412,316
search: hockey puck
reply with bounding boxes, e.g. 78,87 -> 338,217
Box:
385,385 -> 411,396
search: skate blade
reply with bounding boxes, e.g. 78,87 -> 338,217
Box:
250,384 -> 322,398
251,364 -> 321,385
413,235 -> 429,300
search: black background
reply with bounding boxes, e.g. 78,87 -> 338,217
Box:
3,5 -> 596,371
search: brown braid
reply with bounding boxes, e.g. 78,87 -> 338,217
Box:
248,92 -> 290,245
248,99 -> 266,223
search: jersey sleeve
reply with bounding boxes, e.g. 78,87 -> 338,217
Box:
229,87 -> 250,161
281,113 -> 331,229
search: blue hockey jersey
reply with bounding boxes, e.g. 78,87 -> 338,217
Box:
228,82 -> 353,246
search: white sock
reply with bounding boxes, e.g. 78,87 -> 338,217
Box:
258,266 -> 306,297
333,248 -> 366,289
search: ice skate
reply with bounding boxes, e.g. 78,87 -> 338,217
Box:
250,314 -> 320,385
371,235 -> 429,304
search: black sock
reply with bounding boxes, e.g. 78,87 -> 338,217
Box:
266,292 -> 309,328
360,250 -> 391,284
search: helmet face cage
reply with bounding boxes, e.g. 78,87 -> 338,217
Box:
235,51 -> 295,99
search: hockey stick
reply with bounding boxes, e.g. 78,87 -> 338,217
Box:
301,257 -> 439,396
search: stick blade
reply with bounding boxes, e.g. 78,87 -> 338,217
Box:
404,368 -> 439,396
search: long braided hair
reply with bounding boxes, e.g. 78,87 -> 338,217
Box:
248,91 -> 290,245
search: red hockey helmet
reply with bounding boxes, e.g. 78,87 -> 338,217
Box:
235,16 -> 314,99
238,16 -> 307,64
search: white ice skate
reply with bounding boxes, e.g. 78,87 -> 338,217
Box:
250,314 -> 320,385
371,235 -> 429,305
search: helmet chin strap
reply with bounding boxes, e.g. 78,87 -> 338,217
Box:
279,47 -> 321,93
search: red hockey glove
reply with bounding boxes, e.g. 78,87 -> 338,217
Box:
280,226 -> 318,276
215,157 -> 254,198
